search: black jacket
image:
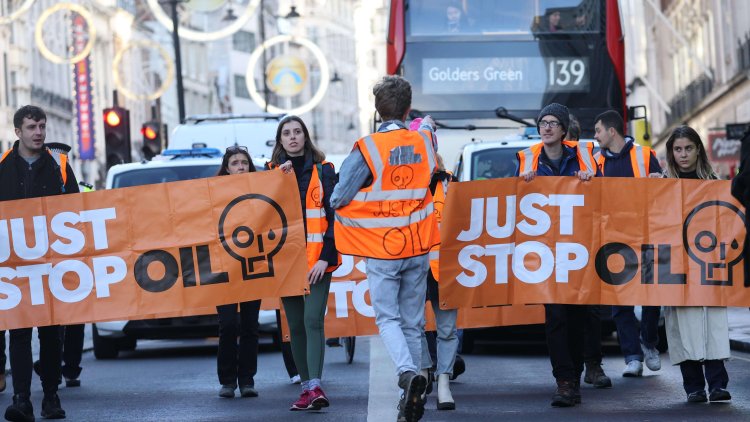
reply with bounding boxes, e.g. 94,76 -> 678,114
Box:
267,152 -> 338,267
0,140 -> 80,201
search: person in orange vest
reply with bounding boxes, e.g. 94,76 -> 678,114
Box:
269,115 -> 340,411
565,116 -> 612,390
592,110 -> 664,380
515,103 -> 599,408
0,105 -> 78,421
331,75 -> 438,422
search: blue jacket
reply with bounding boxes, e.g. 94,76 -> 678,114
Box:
514,142 -> 601,177
598,138 -> 662,177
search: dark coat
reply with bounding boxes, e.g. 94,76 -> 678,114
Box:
267,152 -> 338,267
0,140 -> 79,201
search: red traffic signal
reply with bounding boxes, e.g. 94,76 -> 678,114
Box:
104,109 -> 122,127
103,106 -> 132,169
141,124 -> 158,141
140,120 -> 162,160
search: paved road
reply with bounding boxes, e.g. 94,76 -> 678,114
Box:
4,335 -> 750,421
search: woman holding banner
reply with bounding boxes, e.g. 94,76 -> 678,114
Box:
661,125 -> 732,403
269,116 -> 340,411
215,146 -> 262,399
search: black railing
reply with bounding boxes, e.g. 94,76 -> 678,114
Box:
665,72 -> 714,127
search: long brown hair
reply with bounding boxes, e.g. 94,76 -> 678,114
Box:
217,147 -> 255,176
664,125 -> 717,180
271,115 -> 326,165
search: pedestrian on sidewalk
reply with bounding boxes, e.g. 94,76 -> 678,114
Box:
565,115 -> 612,389
419,152 -> 460,411
516,103 -> 599,408
593,110 -> 664,378
1,105 -> 77,421
269,116 -> 340,411
661,125 -> 731,403
214,146 -> 262,399
332,75 -> 438,422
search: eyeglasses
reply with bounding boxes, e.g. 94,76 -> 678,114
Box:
226,145 -> 248,153
538,120 -> 562,129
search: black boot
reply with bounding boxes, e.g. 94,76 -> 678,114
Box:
551,379 -> 576,407
40,393 -> 65,419
4,395 -> 34,422
584,361 -> 612,388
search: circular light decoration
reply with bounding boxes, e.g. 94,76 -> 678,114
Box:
35,3 -> 96,65
245,35 -> 330,115
146,0 -> 259,42
0,0 -> 34,25
266,55 -> 308,97
113,40 -> 175,101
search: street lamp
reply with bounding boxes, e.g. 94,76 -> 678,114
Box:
160,0 -> 187,123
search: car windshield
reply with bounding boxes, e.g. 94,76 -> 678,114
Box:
112,165 -> 221,188
471,147 -> 523,180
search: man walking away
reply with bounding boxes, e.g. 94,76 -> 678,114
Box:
331,76 -> 438,422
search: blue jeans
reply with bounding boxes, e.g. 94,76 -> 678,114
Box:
367,255 -> 428,376
612,305 -> 660,363
420,301 -> 458,376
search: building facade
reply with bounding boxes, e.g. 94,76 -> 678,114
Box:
625,0 -> 750,178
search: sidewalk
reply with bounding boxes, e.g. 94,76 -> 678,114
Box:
728,307 -> 750,353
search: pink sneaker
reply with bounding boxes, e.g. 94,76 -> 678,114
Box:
290,390 -> 319,411
308,386 -> 330,408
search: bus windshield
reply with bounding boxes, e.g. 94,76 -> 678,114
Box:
408,0 -> 601,37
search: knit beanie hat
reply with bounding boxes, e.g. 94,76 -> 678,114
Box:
537,103 -> 569,136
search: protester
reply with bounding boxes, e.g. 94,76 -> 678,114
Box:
730,128 -> 750,279
515,103 -> 599,407
214,146 -> 262,399
331,75 -> 438,422
419,152 -> 459,411
661,125 -> 732,403
269,115 -> 339,411
593,110 -> 664,379
1,105 -> 78,421
275,310 -> 301,384
565,115 -> 612,389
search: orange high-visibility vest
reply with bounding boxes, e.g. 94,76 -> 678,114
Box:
594,143 -> 652,177
335,129 -> 439,259
269,161 -> 341,272
428,172 -> 451,280
516,140 -> 596,175
1,148 -> 68,185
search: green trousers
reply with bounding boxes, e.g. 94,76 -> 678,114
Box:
281,273 -> 331,381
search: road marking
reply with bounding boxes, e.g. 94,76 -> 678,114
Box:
367,335 -> 399,422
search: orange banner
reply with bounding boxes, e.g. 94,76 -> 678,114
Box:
279,256 -> 545,341
439,177 -> 748,309
0,171 -> 308,330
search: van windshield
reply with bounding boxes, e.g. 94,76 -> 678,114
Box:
471,147 -> 523,180
112,165 -> 221,188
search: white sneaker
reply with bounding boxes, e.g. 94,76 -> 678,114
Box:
622,360 -> 643,377
290,375 -> 301,384
642,345 -> 661,371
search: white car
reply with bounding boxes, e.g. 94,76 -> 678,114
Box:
94,148 -> 277,359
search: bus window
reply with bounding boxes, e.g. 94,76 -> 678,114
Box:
408,0 -> 600,37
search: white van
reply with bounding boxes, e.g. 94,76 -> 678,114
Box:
169,113 -> 284,159
96,148 -> 276,359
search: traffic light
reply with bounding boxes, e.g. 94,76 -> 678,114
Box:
103,106 -> 131,170
140,120 -> 162,160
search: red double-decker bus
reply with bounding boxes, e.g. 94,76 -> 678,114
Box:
386,0 -> 627,166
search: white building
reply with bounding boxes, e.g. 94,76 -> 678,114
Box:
624,0 -> 750,178
354,0 -> 388,138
